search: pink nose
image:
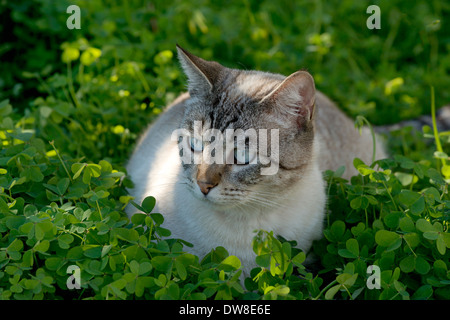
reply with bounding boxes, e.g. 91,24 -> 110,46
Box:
197,180 -> 217,195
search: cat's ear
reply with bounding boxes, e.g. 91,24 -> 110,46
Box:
176,45 -> 223,95
262,71 -> 316,127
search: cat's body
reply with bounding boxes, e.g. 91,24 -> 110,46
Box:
126,46 -> 386,275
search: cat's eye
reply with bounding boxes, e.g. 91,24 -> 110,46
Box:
234,145 -> 256,165
190,136 -> 204,152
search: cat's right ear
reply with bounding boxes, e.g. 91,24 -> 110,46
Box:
261,70 -> 316,128
176,45 -> 223,95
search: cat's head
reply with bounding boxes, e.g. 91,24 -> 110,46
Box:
175,45 -> 317,210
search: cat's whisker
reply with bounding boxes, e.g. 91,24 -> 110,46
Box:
243,194 -> 288,210
143,181 -> 190,190
247,189 -> 288,203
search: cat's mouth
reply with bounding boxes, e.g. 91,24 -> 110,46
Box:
185,179 -> 243,207
185,176 -> 279,211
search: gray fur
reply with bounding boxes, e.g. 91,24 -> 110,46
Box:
125,46 -> 386,273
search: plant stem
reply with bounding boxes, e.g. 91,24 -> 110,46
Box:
431,86 -> 446,168
382,180 -> 399,212
67,62 -> 81,109
55,226 -> 85,243
49,140 -> 73,182
312,279 -> 337,300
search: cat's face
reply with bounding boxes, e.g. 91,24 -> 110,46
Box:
175,46 -> 317,210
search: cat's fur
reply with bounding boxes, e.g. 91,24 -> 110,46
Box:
126,46 -> 386,275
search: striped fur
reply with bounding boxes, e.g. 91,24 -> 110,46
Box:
126,46 -> 386,276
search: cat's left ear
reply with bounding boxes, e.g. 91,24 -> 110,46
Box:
262,71 -> 316,126
176,45 -> 224,95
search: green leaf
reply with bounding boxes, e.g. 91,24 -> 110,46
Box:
152,256 -> 173,274
395,172 -> 418,186
423,231 -> 439,240
151,213 -> 164,225
394,155 -> 415,169
23,166 -> 44,182
83,245 -> 102,258
434,151 -> 449,159
403,233 -> 420,249
336,273 -> 358,287
129,260 -> 140,275
338,249 -> 357,259
0,197 -> 9,214
255,254 -> 271,268
62,47 -> 80,63
410,197 -> 425,215
415,256 -> 431,275
7,239 -> 23,253
416,219 -> 434,232
441,165 -> 450,178
357,165 -> 375,176
436,235 -> 446,255
427,168 -> 445,186
353,157 -> 365,170
57,178 -> 70,195
422,187 -> 441,205
412,285 -> 433,300
218,255 -> 241,271
34,240 -> 50,253
131,213 -> 147,226
400,255 -> 415,273
345,238 -> 359,256
384,211 -> 403,229
58,234 -> 74,249
135,277 -> 154,297
71,163 -> 85,180
175,259 -> 187,280
330,220 -> 346,241
156,240 -> 170,253
0,99 -> 12,117
399,217 -> 415,233
154,50 -> 173,65
141,196 -> 156,214
325,284 -> 341,300
82,167 -> 92,184
87,164 -> 102,177
351,222 -> 365,236
45,257 -> 65,271
292,252 -> 306,267
138,261 -> 152,275
114,228 -> 139,243
46,189 -> 60,202
398,190 -> 421,206
99,160 -> 113,173
101,244 -> 112,258
80,47 -> 102,66
375,230 -> 401,247
23,204 -> 38,217
350,197 -> 362,209
66,246 -> 84,260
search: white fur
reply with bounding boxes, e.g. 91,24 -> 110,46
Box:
126,99 -> 326,276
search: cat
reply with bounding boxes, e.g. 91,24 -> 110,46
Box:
125,45 -> 387,276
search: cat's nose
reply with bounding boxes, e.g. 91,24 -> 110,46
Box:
197,180 -> 217,195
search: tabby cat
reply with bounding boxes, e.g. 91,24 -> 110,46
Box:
126,45 -> 386,275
